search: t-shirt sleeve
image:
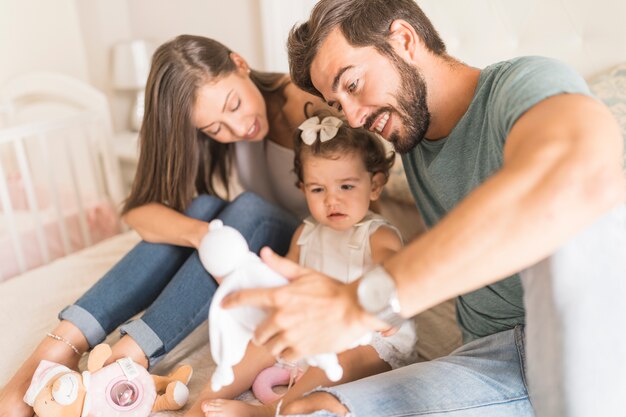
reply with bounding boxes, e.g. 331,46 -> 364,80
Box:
491,56 -> 591,139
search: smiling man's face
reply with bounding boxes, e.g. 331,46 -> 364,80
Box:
310,28 -> 431,154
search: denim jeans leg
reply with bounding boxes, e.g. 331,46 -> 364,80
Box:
521,205 -> 626,417
121,249 -> 216,366
132,192 -> 299,366
59,195 -> 227,350
217,192 -> 300,256
283,327 -> 533,417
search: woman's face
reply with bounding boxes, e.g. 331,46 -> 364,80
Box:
192,63 -> 268,144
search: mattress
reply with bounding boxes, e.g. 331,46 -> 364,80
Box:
0,222 -> 460,414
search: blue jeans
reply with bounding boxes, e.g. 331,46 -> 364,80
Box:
59,192 -> 299,367
285,326 -> 532,417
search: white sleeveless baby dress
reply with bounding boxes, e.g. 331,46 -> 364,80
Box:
297,211 -> 418,369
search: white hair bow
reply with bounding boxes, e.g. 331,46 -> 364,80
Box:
298,116 -> 343,145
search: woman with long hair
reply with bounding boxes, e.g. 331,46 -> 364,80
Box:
0,34 -> 327,417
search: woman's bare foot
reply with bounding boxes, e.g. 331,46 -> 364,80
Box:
0,383 -> 35,417
201,399 -> 275,417
0,321 -> 88,417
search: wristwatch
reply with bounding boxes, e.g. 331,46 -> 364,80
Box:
356,265 -> 405,329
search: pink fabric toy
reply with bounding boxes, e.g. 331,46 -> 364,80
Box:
23,344 -> 192,417
251,365 -> 303,405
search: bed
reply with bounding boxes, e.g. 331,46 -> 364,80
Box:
0,229 -> 460,414
1,1 -> 625,415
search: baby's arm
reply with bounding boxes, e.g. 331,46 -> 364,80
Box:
370,226 -> 404,337
284,223 -> 305,264
369,226 -> 403,264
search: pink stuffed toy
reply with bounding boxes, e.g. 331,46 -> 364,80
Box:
23,344 -> 192,417
251,365 -> 303,404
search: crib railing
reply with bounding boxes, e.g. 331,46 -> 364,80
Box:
0,112 -> 120,280
0,72 -> 125,282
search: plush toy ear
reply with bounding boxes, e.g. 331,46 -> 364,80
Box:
87,344 -> 112,373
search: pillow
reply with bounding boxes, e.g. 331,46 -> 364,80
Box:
588,62 -> 626,174
383,154 -> 415,206
587,62 -> 626,144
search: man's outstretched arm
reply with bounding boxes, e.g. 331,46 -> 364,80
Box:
389,94 -> 625,317
223,94 -> 624,360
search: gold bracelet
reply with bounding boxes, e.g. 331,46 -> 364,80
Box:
46,332 -> 82,356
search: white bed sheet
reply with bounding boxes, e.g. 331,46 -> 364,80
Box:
0,232 -> 141,374
0,226 -> 461,414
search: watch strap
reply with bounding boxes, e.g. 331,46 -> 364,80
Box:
376,297 -> 405,329
359,265 -> 405,328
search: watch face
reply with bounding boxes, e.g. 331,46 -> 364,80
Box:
358,268 -> 395,314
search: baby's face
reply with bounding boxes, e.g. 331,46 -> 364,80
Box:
33,372 -> 86,417
301,152 -> 381,231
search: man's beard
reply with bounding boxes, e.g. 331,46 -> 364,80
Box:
365,56 -> 430,154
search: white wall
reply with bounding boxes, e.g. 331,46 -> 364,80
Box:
74,0 -> 133,133
1,0 -> 265,132
0,0 -> 89,83
127,0 -> 264,69
9,0 -> 624,134
260,0 -> 317,72
259,0 -> 626,79
84,0 -> 264,132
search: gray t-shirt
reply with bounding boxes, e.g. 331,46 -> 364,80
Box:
401,56 -> 591,342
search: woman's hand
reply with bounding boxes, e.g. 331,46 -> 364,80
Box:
186,222 -> 210,250
123,203 -> 210,248
221,247 -> 382,362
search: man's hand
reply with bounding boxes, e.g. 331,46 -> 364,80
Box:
221,247 -> 382,362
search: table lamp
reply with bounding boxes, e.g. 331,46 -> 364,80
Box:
112,40 -> 155,131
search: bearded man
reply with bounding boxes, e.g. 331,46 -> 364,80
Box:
220,1 -> 626,416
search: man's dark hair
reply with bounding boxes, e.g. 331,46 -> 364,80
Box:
287,0 -> 446,97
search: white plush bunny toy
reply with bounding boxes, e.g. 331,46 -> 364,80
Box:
198,219 -> 370,392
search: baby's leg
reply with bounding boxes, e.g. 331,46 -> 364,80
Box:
203,345 -> 390,417
0,320 -> 88,417
278,346 -> 390,416
184,341 -> 274,417
282,345 -> 390,405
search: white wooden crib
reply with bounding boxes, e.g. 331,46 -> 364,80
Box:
0,72 -> 125,281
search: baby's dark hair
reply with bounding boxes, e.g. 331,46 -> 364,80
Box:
293,110 -> 395,187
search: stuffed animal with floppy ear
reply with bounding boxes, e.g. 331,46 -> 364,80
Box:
198,219 -> 371,394
23,344 -> 192,417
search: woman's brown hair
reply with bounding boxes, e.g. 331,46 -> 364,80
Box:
122,35 -> 288,214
